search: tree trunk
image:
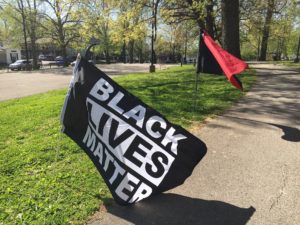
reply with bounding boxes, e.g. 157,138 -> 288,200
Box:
257,36 -> 261,61
221,0 -> 241,58
61,45 -> 67,66
122,41 -> 126,63
18,0 -> 29,64
105,49 -> 110,64
29,0 -> 38,69
128,40 -> 134,63
30,35 -> 38,69
259,0 -> 275,61
205,0 -> 215,38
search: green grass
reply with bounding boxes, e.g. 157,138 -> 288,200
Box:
0,65 -> 256,225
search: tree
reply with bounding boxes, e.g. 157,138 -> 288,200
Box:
110,0 -> 148,63
0,0 -> 29,62
40,0 -> 81,65
221,0 -> 241,58
17,0 -> 30,63
240,0 -> 297,61
0,0 -> 40,68
259,0 -> 275,61
25,0 -> 39,69
79,0 -> 120,63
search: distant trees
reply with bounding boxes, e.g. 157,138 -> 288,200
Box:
0,0 -> 299,65
78,0 -> 113,63
39,0 -> 81,64
110,0 -> 149,63
240,0 -> 299,61
0,0 -> 40,68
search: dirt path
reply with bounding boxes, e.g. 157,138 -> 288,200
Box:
88,64 -> 300,225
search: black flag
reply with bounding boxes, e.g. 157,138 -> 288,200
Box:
61,59 -> 207,205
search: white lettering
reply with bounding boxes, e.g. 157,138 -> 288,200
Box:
161,127 -> 187,155
86,98 -> 176,186
83,126 -> 96,150
93,142 -> 104,164
115,172 -> 139,201
109,160 -> 125,184
146,116 -> 167,138
103,149 -> 114,171
123,105 -> 146,128
90,78 -> 114,101
129,182 -> 152,203
108,91 -> 125,114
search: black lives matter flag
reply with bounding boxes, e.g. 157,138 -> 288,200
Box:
197,30 -> 248,90
61,58 -> 207,205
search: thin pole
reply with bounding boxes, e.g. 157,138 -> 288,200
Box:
295,36 -> 300,63
151,2 -> 154,66
150,0 -> 155,72
85,43 -> 97,60
194,30 -> 202,111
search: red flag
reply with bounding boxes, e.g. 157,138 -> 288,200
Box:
200,30 -> 248,90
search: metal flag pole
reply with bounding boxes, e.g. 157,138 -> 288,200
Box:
85,43 -> 98,60
85,37 -> 100,62
193,30 -> 202,111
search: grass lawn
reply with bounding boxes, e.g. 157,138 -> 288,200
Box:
0,65 -> 256,225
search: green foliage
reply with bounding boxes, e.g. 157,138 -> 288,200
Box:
240,0 -> 300,60
0,65 -> 256,224
155,21 -> 199,62
0,3 -> 24,48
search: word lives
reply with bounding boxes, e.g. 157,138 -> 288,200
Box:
82,78 -> 187,204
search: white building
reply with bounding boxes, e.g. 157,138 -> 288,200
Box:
0,46 -> 22,65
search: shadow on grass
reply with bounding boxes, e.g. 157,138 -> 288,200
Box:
104,193 -> 255,225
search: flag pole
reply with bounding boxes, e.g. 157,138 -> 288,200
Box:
85,43 -> 98,61
194,30 -> 202,111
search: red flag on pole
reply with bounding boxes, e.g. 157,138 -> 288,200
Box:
197,30 -> 248,90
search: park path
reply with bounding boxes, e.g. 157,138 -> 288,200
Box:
0,63 -> 173,102
88,64 -> 300,225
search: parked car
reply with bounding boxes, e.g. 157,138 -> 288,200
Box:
55,56 -> 68,66
55,56 -> 64,61
9,60 -> 32,71
38,54 -> 55,61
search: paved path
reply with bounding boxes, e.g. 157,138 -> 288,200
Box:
88,64 -> 300,225
0,63 -> 174,102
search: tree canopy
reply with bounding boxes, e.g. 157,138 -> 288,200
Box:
0,0 -> 299,64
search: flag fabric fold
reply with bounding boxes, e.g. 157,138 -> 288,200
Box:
197,30 -> 248,90
61,59 -> 207,205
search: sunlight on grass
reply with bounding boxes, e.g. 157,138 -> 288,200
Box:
0,65 -> 256,225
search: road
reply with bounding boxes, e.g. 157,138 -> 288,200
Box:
88,64 -> 300,225
0,63 -> 174,102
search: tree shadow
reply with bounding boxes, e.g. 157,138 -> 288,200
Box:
105,193 -> 255,225
269,124 -> 300,142
223,116 -> 300,143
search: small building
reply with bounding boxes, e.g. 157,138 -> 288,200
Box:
0,46 -> 21,65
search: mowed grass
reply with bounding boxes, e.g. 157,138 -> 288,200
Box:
0,65 -> 256,225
